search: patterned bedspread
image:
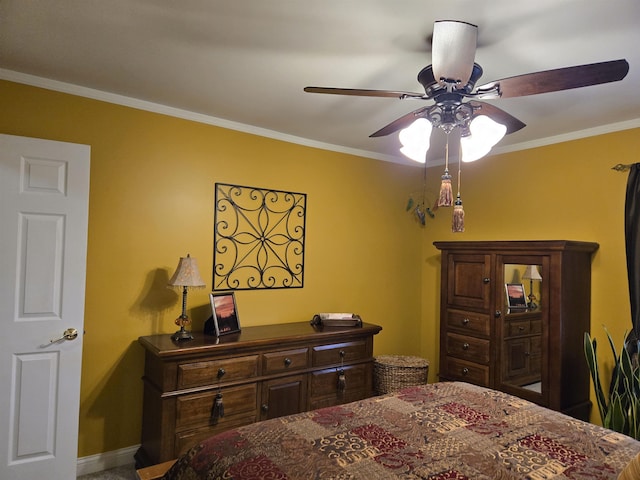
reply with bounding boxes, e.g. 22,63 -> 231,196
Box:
162,382 -> 640,479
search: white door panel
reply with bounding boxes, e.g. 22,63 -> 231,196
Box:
0,134 -> 90,480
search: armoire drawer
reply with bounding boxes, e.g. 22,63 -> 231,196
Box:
446,332 -> 490,364
177,355 -> 259,389
444,357 -> 490,386
446,309 -> 490,337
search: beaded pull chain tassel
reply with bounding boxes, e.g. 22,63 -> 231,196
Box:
452,140 -> 465,233
438,133 -> 453,207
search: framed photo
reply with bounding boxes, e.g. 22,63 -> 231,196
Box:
505,283 -> 528,309
209,292 -> 241,336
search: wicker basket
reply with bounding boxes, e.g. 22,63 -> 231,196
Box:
373,355 -> 429,395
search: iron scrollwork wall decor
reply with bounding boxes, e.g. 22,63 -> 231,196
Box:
213,183 -> 306,290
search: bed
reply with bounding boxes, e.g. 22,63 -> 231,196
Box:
160,381 -> 640,479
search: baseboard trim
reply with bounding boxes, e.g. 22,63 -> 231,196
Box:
76,444 -> 140,477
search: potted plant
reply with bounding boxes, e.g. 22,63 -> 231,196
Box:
584,329 -> 640,439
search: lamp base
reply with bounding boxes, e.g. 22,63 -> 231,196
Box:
172,327 -> 194,341
527,293 -> 538,310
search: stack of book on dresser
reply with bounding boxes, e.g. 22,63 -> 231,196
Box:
310,312 -> 362,328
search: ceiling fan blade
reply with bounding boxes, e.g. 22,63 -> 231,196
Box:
369,107 -> 430,137
432,20 -> 477,86
468,101 -> 526,134
477,59 -> 629,99
304,86 -> 424,99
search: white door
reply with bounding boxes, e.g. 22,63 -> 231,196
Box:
0,134 -> 90,480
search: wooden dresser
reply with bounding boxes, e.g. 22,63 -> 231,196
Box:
434,240 -> 598,420
135,321 -> 382,467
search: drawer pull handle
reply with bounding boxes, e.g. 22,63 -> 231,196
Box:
217,368 -> 226,379
462,367 -> 469,375
284,357 -> 292,367
339,350 -> 346,358
210,393 -> 224,422
462,343 -> 470,350
518,326 -> 525,331
462,318 -> 470,325
337,368 -> 346,392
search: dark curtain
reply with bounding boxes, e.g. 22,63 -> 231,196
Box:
625,163 -> 640,350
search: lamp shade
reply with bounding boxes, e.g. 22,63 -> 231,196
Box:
522,265 -> 542,281
168,254 -> 206,288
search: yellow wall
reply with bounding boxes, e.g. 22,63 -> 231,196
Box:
0,80 -> 423,456
1,79 -> 639,455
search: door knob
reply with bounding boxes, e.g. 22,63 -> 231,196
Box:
50,328 -> 78,343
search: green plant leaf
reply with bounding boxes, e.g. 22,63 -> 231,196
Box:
585,328 -> 640,438
606,392 -> 627,434
584,332 -> 608,422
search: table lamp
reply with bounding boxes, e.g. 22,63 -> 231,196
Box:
522,265 -> 542,309
167,254 -> 206,341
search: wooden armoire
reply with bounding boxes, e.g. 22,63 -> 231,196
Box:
434,240 -> 599,420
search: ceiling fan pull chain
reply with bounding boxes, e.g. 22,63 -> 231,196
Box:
452,141 -> 465,233
438,133 -> 453,207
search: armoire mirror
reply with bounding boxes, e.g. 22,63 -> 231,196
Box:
500,262 -> 544,404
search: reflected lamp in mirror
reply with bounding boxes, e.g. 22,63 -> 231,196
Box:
522,265 -> 542,309
167,254 -> 206,341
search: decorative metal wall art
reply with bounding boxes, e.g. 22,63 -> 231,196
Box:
213,183 -> 306,290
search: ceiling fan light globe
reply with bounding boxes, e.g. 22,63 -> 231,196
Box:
470,115 -> 507,146
400,145 -> 428,163
460,135 -> 491,162
460,115 -> 507,161
399,118 -> 432,162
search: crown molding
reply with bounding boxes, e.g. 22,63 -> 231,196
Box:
2,69 -> 638,168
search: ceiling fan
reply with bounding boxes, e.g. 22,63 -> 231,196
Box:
304,20 -> 629,161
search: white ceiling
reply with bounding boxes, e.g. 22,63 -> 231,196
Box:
1,0 -> 639,166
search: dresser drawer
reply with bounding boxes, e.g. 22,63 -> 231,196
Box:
312,340 -> 368,366
177,355 -> 259,389
175,383 -> 258,429
309,389 -> 368,410
446,309 -> 490,337
310,363 -> 369,397
174,415 -> 256,458
444,357 -> 490,386
262,348 -> 309,374
446,332 -> 490,364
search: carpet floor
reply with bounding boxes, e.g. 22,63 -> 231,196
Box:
77,464 -> 138,480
